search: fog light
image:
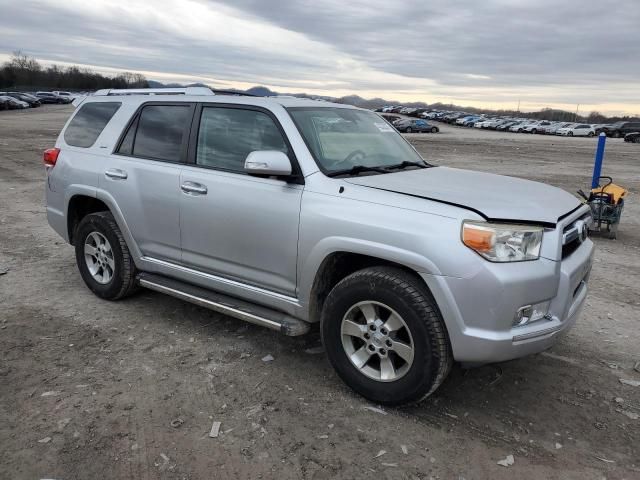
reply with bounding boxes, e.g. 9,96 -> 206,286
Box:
514,301 -> 550,327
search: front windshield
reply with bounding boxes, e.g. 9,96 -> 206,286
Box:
287,107 -> 427,174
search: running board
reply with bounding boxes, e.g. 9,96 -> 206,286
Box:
138,273 -> 309,336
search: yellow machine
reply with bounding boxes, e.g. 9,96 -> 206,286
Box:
579,176 -> 627,239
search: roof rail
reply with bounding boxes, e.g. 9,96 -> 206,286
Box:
93,87 -> 215,96
211,89 -> 257,97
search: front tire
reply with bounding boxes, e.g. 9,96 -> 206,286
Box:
405,127 -> 412,133
74,212 -> 138,300
321,267 -> 452,405
431,127 -> 438,133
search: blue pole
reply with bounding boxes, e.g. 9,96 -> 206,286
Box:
591,133 -> 607,188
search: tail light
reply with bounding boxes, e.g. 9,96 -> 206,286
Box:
43,147 -> 60,167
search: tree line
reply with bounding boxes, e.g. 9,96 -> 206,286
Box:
0,51 -> 148,91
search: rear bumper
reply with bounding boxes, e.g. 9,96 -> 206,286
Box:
422,238 -> 594,364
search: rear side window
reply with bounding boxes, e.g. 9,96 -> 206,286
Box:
117,105 -> 190,162
64,102 -> 121,147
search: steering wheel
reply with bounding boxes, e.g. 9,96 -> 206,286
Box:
329,149 -> 366,169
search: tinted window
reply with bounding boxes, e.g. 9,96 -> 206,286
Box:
64,102 -> 121,147
122,105 -> 190,162
117,117 -> 137,156
196,107 -> 288,172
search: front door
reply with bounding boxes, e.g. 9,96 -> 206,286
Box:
179,105 -> 303,296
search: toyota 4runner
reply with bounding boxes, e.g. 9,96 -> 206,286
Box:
45,87 -> 594,404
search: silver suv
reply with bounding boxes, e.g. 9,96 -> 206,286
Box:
45,87 -> 594,404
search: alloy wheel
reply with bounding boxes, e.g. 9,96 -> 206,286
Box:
340,301 -> 415,382
84,231 -> 115,284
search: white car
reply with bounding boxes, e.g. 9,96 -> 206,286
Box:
508,121 -> 528,133
476,119 -> 502,129
557,124 -> 596,137
52,91 -> 75,100
522,120 -> 552,134
545,122 -> 572,135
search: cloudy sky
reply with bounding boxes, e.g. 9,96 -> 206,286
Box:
1,0 -> 639,114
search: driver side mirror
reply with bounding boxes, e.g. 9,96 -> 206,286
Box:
244,150 -> 292,177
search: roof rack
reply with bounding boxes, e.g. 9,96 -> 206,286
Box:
93,87 -> 215,96
211,89 -> 257,97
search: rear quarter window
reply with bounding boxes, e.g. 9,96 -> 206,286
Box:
64,102 -> 121,148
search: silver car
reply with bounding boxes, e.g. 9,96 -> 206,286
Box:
45,88 -> 594,405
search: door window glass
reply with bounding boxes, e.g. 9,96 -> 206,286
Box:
196,107 -> 288,172
118,105 -> 190,162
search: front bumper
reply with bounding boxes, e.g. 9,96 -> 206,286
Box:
421,235 -> 594,364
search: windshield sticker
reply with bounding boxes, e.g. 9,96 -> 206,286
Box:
375,122 -> 394,133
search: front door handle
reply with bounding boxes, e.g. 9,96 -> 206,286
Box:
181,181 -> 208,195
105,168 -> 128,180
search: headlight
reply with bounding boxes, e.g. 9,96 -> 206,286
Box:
462,221 -> 543,262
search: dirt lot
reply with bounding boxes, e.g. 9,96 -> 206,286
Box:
1,106 -> 638,480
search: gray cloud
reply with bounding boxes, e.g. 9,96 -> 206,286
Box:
1,0 -> 639,111
219,0 -> 639,85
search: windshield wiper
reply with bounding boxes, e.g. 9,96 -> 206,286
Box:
384,161 -> 429,171
326,165 -> 391,177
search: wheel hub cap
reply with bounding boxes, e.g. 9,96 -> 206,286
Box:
340,301 -> 414,382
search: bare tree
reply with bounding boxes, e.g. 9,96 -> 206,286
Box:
0,51 -> 148,90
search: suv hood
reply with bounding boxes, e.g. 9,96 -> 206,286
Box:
345,167 -> 581,225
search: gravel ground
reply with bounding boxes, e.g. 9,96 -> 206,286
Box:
0,106 -> 638,480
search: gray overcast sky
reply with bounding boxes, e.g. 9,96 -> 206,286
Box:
1,0 -> 638,114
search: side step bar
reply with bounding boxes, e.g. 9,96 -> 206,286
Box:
138,273 -> 310,336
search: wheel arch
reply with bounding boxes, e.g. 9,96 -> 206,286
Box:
304,247 -> 444,326
66,194 -> 110,245
66,189 -> 142,262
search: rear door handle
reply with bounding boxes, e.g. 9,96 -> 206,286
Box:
105,168 -> 128,180
181,181 -> 208,195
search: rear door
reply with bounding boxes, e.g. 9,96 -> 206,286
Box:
100,102 -> 194,263
179,104 -> 303,296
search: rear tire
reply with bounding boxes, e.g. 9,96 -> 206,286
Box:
431,127 -> 438,133
74,212 -> 138,300
321,267 -> 452,405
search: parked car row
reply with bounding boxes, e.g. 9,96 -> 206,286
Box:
376,106 -> 640,140
0,90 -> 76,110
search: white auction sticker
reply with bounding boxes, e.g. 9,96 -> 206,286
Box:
374,122 -> 394,132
